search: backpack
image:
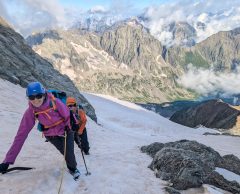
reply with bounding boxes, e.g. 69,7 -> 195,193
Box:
36,90 -> 67,132
48,89 -> 67,104
78,107 -> 87,134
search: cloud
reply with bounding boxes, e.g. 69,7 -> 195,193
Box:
142,0 -> 240,46
89,5 -> 107,14
0,0 -> 82,36
177,65 -> 240,97
0,0 -> 136,36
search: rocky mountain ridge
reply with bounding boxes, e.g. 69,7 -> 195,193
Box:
26,21 -> 194,103
166,27 -> 240,71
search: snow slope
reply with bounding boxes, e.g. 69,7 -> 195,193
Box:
0,79 -> 240,194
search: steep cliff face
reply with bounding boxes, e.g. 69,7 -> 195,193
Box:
0,17 -> 97,121
100,21 -> 164,71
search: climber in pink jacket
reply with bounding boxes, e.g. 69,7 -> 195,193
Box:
0,82 -> 80,179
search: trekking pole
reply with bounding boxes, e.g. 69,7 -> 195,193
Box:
58,131 -> 67,194
80,148 -> 91,176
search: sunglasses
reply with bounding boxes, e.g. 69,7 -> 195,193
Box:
68,104 -> 76,108
28,94 -> 44,100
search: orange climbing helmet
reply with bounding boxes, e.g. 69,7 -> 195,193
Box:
66,97 -> 77,106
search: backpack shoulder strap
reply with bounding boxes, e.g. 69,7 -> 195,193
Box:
49,93 -> 57,111
78,109 -> 87,122
34,94 -> 57,119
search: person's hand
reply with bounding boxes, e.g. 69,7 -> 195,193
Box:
72,123 -> 79,131
0,163 -> 9,173
64,126 -> 70,131
75,135 -> 82,149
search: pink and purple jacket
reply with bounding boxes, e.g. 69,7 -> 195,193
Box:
3,93 -> 70,164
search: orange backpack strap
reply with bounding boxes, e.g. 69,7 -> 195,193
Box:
35,107 -> 54,119
79,109 -> 87,123
49,94 -> 57,111
43,119 -> 65,129
78,109 -> 87,135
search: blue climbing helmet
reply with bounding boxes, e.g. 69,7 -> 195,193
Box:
26,82 -> 46,97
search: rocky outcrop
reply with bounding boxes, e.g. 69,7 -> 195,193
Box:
0,17 -> 97,121
141,140 -> 240,193
170,99 -> 240,131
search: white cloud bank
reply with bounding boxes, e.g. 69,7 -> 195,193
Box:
178,66 -> 240,97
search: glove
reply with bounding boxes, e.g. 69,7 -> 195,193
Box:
0,163 -> 9,173
64,126 -> 70,131
72,123 -> 79,131
75,135 -> 82,149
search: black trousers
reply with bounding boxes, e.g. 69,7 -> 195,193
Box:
46,130 -> 77,172
74,128 -> 90,154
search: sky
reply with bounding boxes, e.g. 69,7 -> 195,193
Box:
59,0 -> 168,11
0,0 -> 168,36
1,0 -> 240,39
0,78 -> 240,193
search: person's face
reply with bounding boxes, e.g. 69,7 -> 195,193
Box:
28,93 -> 45,107
68,103 -> 77,112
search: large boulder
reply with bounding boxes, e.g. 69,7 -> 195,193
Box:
141,140 -> 240,193
0,17 -> 97,121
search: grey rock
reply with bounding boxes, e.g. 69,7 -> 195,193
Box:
149,147 -> 206,190
141,142 -> 164,158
